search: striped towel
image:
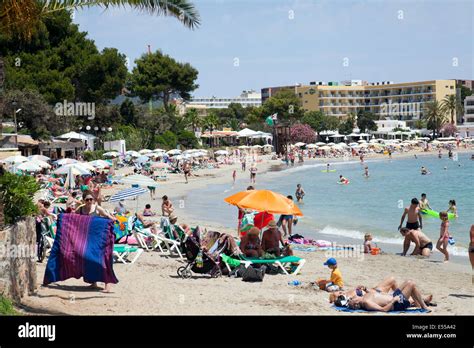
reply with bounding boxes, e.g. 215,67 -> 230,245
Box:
43,214 -> 118,285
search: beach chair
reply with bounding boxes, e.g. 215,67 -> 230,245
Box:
220,254 -> 306,276
128,216 -> 164,252
157,217 -> 185,258
113,244 -> 143,264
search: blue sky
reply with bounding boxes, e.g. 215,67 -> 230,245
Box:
74,0 -> 473,97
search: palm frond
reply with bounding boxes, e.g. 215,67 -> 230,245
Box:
39,0 -> 200,29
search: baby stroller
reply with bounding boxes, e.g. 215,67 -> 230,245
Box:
177,229 -> 229,279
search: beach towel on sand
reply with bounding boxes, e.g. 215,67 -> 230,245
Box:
332,305 -> 428,314
43,214 -> 118,285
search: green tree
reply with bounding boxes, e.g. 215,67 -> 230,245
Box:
423,101 -> 448,138
302,110 -> 340,133
356,111 -> 378,133
76,48 -> 128,104
120,98 -> 137,125
130,50 -> 198,111
1,89 -> 70,139
460,85 -> 473,104
104,124 -> 152,150
440,94 -> 463,124
227,117 -> 240,131
261,90 -> 303,125
0,0 -> 201,41
338,114 -> 355,135
184,108 -> 202,132
177,129 -> 198,148
203,111 -> 220,147
154,130 -> 178,149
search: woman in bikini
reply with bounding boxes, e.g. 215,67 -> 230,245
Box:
239,227 -> 263,257
76,192 -> 116,293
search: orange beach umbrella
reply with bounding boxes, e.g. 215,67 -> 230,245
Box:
224,189 -> 303,216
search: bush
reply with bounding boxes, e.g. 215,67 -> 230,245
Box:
0,295 -> 18,315
154,130 -> 178,149
177,130 -> 198,148
82,150 -> 105,161
0,172 -> 39,225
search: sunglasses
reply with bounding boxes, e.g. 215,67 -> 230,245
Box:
85,198 -> 94,202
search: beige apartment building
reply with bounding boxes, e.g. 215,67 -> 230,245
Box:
263,80 -> 457,128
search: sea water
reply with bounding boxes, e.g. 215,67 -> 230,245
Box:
183,152 -> 473,258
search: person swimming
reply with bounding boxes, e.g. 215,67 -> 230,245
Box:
339,175 -> 349,184
420,166 -> 429,175
363,166 -> 369,178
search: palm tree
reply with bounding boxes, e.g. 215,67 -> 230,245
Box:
423,101 -> 448,138
227,117 -> 240,131
440,94 -> 463,124
0,0 -> 200,40
203,112 -> 220,147
0,0 -> 200,120
184,108 -> 202,132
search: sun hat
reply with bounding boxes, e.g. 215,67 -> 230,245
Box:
324,257 -> 337,266
247,227 -> 260,236
267,220 -> 277,228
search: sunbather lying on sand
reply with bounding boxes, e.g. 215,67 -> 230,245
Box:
329,276 -> 435,308
346,280 -> 432,312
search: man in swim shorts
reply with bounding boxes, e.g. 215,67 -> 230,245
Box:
399,198 -> 423,231
347,280 -> 431,312
331,276 -> 435,308
399,228 -> 432,257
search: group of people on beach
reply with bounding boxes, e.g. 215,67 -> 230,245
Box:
398,194 -> 461,262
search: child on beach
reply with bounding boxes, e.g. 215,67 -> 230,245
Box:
436,212 -> 450,262
316,258 -> 344,292
364,233 -> 373,253
161,195 -> 174,217
143,204 -> 155,216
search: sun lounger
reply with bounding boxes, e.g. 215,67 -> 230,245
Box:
220,254 -> 306,275
113,244 -> 143,264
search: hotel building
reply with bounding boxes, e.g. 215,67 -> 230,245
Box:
262,80 -> 457,128
458,95 -> 474,138
186,90 -> 262,109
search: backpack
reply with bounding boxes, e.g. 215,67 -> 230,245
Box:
242,265 -> 266,282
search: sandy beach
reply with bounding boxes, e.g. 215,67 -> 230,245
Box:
21,149 -> 474,315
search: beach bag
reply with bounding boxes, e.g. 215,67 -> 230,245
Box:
265,264 -> 281,275
242,265 -> 266,282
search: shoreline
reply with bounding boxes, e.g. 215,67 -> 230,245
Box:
20,147 -> 474,316
164,149 -> 473,268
